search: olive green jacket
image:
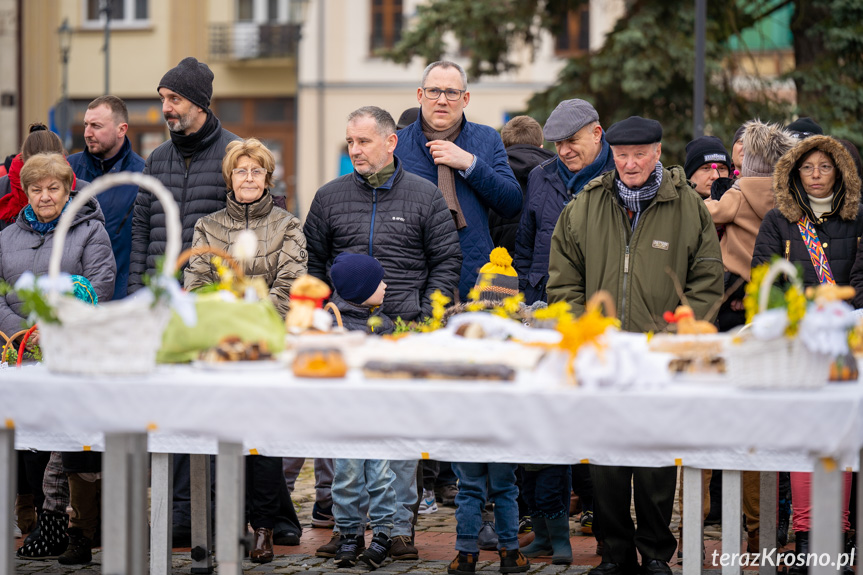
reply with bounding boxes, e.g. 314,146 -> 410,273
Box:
547,165 -> 723,332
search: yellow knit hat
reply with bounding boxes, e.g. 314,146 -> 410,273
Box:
478,247 -> 517,277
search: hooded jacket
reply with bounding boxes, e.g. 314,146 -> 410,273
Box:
328,291 -> 395,335
547,165 -> 724,332
128,113 -> 239,294
304,158 -> 462,322
489,144 -> 555,253
0,197 -> 116,336
754,136 -> 863,289
395,114 -> 522,299
184,190 -> 307,319
68,136 -> 145,300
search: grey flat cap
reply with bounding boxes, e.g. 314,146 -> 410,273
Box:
542,99 -> 600,142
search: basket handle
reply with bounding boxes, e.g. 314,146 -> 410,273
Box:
758,259 -> 800,314
175,245 -> 247,283
585,290 -> 617,318
324,301 -> 343,328
48,172 -> 181,291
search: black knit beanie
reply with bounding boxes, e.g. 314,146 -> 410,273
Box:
158,57 -> 214,110
684,136 -> 732,179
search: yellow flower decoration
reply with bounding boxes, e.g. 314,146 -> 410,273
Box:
744,263 -> 769,324
533,301 -> 572,322
557,306 -> 619,355
367,315 -> 383,332
784,285 -> 806,337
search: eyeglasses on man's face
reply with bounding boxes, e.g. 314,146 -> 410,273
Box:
232,168 -> 267,179
800,163 -> 834,176
422,87 -> 465,101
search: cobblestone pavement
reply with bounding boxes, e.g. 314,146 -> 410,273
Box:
13,463 -> 750,574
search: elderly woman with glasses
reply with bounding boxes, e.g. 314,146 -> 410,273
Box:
184,137 -> 307,563
753,134 -> 862,574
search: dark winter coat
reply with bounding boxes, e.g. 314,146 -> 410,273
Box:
67,137 -> 145,300
515,151 -> 616,305
395,114 -> 522,299
754,136 -> 863,290
304,158 -> 462,322
0,198 -> 116,336
329,291 -> 395,335
128,115 -> 239,293
489,144 -> 555,253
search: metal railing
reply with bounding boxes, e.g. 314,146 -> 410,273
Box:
209,22 -> 300,61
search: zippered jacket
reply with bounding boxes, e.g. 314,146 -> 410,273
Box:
547,165 -> 724,332
128,117 -> 239,293
184,190 -> 307,318
304,159 -> 461,322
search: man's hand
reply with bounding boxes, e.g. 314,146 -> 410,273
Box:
426,140 -> 474,171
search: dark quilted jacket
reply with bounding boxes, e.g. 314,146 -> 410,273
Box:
328,291 -> 395,335
395,115 -> 522,299
68,137 -> 145,300
754,135 -> 863,290
489,144 -> 555,254
303,159 -> 462,322
127,116 -> 239,293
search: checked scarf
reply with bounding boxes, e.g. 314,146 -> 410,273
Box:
797,215 -> 835,284
615,162 -> 663,230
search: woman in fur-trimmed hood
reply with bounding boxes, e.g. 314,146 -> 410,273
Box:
753,134 -> 863,288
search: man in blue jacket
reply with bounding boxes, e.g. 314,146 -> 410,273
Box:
395,60 -> 522,300
67,95 -> 144,300
514,98 -> 614,305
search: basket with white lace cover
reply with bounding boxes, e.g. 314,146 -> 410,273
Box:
726,259 -> 831,389
38,172 -> 181,375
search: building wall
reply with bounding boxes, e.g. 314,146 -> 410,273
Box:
0,0 -> 17,157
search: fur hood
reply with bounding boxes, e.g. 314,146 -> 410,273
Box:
773,135 -> 862,222
740,119 -> 796,178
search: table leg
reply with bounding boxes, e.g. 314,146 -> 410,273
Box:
103,432 -> 149,575
216,442 -> 245,575
721,470 -> 742,575
759,472 -> 777,575
811,457 -> 842,575
683,466 -> 704,575
0,427 -> 15,575
190,454 -> 213,574
150,453 -> 173,575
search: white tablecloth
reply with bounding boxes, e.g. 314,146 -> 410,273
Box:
4,365 -> 863,470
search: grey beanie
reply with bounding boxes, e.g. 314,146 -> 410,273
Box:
158,57 -> 214,110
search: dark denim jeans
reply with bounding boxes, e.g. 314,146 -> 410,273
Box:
523,465 -> 571,518
452,462 -> 520,553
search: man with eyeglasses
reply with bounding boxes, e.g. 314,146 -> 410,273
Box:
395,60 -> 522,301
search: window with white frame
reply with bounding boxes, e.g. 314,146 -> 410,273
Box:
237,0 -> 305,24
85,0 -> 149,27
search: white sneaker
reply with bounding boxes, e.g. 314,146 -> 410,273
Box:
418,488 -> 438,514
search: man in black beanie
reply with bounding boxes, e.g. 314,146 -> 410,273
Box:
548,116 -> 722,575
683,136 -> 732,198
786,116 -> 823,140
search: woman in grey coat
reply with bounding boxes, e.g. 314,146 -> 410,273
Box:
0,152 -> 115,338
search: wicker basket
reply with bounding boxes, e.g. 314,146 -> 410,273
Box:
38,172 -> 181,375
726,259 -> 830,389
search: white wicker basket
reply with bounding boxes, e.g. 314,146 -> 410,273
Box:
726,259 -> 830,389
38,172 -> 181,375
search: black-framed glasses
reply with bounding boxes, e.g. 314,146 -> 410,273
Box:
422,87 -> 465,101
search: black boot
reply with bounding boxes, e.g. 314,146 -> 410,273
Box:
788,531 -> 808,575
16,510 -> 69,559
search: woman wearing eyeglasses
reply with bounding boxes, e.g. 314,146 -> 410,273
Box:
184,138 -> 308,563
753,134 -> 862,288
752,134 -> 861,575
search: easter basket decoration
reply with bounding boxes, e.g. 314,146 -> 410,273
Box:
38,172 -> 181,375
726,259 -> 831,389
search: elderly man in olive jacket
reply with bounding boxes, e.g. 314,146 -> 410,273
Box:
547,116 -> 723,575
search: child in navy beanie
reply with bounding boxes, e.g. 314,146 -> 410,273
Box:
329,253 -> 394,334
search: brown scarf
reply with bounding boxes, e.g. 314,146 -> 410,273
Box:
421,115 -> 467,229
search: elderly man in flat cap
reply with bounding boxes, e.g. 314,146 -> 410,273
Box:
514,99 -> 614,305
547,116 -> 723,575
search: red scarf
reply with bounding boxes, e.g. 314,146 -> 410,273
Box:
0,154 -> 78,223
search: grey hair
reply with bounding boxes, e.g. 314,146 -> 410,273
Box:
347,106 -> 397,137
421,61 -> 467,91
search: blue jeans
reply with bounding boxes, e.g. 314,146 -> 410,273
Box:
388,459 -> 418,536
332,459 -> 395,536
452,462 -> 520,553
523,465 -> 571,518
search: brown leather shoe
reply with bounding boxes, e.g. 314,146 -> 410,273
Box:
747,528 -> 759,554
250,527 -> 274,564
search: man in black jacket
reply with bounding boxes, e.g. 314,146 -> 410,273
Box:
304,106 -> 461,563
128,57 -> 239,293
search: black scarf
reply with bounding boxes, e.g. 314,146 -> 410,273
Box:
169,111 -> 219,159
